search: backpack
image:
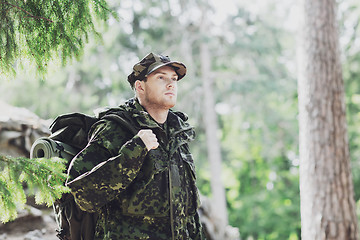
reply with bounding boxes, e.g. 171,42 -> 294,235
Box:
30,111 -> 136,240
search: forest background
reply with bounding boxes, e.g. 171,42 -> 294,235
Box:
2,0 -> 360,239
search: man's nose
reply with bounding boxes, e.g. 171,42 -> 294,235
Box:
167,79 -> 176,88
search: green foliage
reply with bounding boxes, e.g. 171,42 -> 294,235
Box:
0,155 -> 69,223
0,0 -> 116,75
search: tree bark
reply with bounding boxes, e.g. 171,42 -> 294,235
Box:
297,0 -> 359,239
200,29 -> 228,234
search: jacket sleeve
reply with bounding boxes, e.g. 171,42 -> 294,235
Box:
65,120 -> 148,212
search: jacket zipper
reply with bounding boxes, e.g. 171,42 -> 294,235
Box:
169,166 -> 175,240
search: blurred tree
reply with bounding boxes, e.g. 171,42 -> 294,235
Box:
209,2 -> 300,239
298,0 -> 359,239
200,19 -> 228,237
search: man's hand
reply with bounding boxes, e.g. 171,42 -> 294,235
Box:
137,129 -> 159,151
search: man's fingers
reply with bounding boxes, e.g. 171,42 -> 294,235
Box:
151,141 -> 159,150
137,129 -> 159,151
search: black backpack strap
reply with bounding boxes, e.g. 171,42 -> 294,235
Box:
101,113 -> 138,135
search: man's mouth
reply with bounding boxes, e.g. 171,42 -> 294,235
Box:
165,92 -> 175,96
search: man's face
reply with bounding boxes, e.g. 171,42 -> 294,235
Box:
140,66 -> 178,110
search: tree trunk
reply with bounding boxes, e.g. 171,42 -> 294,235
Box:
200,32 -> 228,231
297,0 -> 359,239
200,41 -> 228,236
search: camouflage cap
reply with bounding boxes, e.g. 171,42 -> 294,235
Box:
127,53 -> 187,88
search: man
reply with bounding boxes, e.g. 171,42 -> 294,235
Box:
66,53 -> 206,239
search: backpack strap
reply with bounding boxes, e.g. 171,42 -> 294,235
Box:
101,113 -> 138,135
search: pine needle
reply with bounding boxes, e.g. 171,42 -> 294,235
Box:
0,154 -> 70,223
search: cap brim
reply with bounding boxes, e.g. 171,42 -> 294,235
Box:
147,61 -> 187,80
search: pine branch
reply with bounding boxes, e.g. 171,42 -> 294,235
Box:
0,0 -> 117,75
0,154 -> 70,223
0,2 -> 53,22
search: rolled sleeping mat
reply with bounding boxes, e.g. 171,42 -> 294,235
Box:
30,137 -> 79,162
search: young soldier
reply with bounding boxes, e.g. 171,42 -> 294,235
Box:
66,53 -> 206,239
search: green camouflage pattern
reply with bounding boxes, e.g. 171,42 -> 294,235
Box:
66,98 -> 205,240
127,53 -> 187,88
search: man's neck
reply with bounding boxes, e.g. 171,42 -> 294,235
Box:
144,106 -> 168,124
136,97 -> 171,123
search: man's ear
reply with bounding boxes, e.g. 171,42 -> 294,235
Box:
134,80 -> 145,94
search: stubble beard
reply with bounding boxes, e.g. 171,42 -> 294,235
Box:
144,93 -> 176,111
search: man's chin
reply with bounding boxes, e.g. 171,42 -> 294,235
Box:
167,102 -> 176,109
165,100 -> 176,109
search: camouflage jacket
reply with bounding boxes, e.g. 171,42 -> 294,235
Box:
66,98 -> 206,240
